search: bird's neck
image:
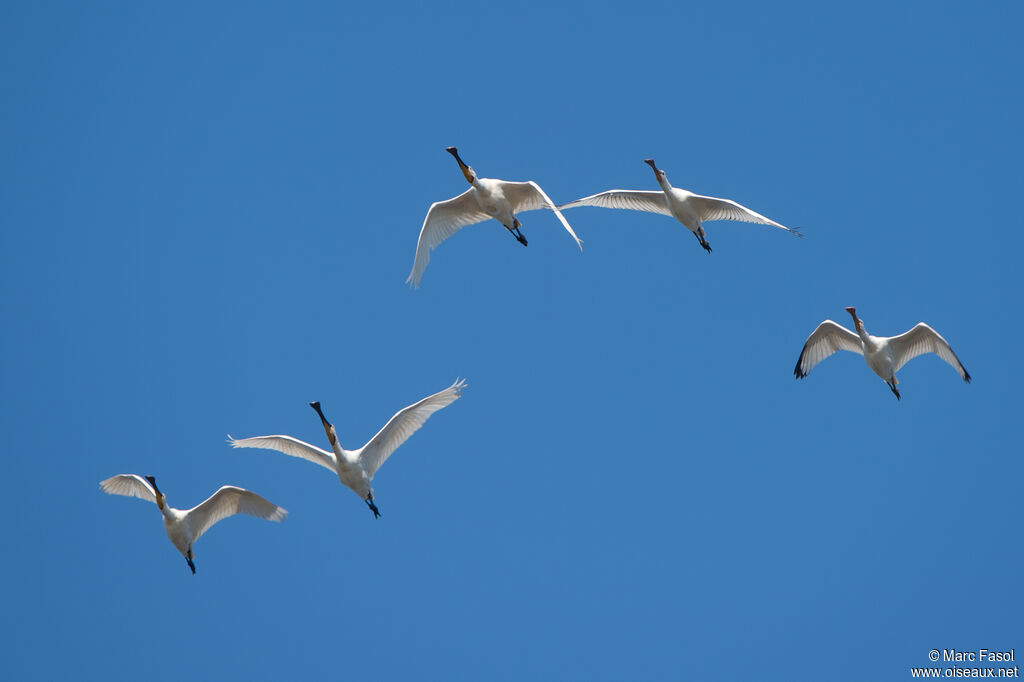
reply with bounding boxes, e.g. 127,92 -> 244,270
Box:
656,176 -> 673,192
456,162 -> 477,187
853,320 -> 875,349
321,422 -> 345,459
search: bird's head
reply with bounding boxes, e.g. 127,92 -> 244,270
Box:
446,146 -> 476,184
644,158 -> 665,181
309,401 -> 329,425
145,475 -> 165,510
844,306 -> 863,329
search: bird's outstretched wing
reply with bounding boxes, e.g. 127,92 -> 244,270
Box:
794,320 -> 862,378
228,435 -> 338,474
187,486 -> 287,542
100,474 -> 158,504
888,323 -> 971,381
691,194 -> 802,236
358,379 -> 466,477
407,189 -> 492,288
558,189 -> 671,217
501,181 -> 583,251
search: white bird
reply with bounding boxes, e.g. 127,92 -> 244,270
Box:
99,474 -> 287,574
406,147 -> 582,288
794,307 -> 971,399
229,379 -> 466,517
558,158 -> 801,253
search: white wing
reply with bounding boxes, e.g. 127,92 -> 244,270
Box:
358,379 -> 466,477
501,181 -> 583,251
228,435 -> 338,474
794,320 -> 863,378
558,189 -> 671,216
407,189 -> 492,288
100,474 -> 158,504
888,323 -> 971,381
691,194 -> 802,236
186,486 -> 287,542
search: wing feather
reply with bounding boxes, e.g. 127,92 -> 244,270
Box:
501,181 -> 583,250
888,323 -> 971,381
228,435 -> 338,474
358,379 -> 466,477
187,486 -> 287,542
407,189 -> 492,288
99,474 -> 158,504
692,195 -> 802,236
558,190 -> 671,216
794,320 -> 863,378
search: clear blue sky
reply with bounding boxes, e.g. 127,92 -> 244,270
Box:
2,2 -> 1020,680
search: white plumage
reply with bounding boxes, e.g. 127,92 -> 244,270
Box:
230,379 -> 466,517
407,147 -> 581,288
99,474 -> 287,574
558,158 -> 800,252
794,307 -> 970,399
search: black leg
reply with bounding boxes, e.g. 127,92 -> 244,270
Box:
366,497 -> 381,519
505,224 -> 528,246
888,382 -> 901,400
694,231 -> 712,253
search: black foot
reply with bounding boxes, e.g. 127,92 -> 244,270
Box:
889,383 -> 901,400
186,557 -> 196,574
366,498 -> 381,519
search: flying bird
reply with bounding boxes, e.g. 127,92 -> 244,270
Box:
99,474 -> 287,574
406,148 -> 582,288
794,307 -> 971,399
558,158 -> 801,252
229,379 -> 466,517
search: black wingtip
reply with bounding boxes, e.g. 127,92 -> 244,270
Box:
794,351 -> 808,379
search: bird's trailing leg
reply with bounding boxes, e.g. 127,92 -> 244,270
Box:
887,377 -> 901,400
186,548 -> 196,574
506,218 -> 528,246
694,228 -> 712,253
365,495 -> 381,519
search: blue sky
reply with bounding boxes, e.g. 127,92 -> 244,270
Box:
2,1 -> 1021,679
